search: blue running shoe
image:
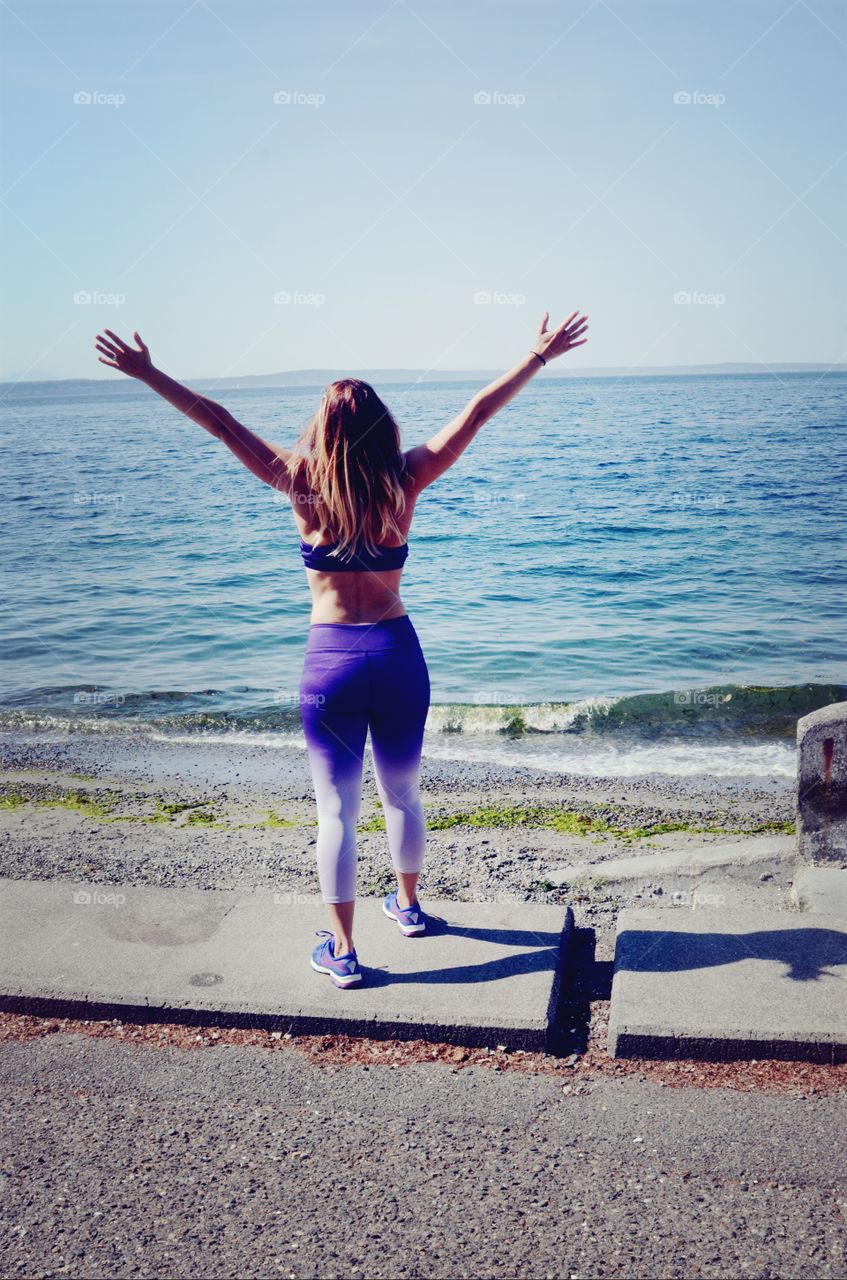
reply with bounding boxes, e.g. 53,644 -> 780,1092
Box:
310,931 -> 362,988
383,890 -> 427,936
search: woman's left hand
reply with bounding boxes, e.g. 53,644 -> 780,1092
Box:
532,310 -> 589,363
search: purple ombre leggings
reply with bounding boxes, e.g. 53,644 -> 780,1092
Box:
299,615 -> 431,903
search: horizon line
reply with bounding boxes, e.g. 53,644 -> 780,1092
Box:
2,359 -> 846,391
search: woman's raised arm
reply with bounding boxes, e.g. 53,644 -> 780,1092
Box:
95,329 -> 292,492
403,309 -> 588,492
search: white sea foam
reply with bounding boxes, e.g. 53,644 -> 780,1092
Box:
147,726 -> 793,779
148,729 -> 308,751
420,737 -> 795,779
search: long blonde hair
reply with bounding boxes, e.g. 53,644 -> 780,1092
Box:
285,379 -> 409,560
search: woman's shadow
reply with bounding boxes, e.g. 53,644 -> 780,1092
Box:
362,914 -> 569,988
361,916 -> 847,991
615,925 -> 847,983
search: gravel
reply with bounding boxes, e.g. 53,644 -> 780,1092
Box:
0,731 -> 794,929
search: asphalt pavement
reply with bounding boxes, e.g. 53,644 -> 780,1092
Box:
1,1031 -> 845,1279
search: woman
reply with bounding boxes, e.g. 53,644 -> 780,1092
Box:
95,310 -> 589,988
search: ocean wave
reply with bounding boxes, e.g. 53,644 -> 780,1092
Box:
0,682 -> 842,744
428,683 -> 844,740
426,697 -> 617,735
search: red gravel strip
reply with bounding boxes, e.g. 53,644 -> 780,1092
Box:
1,1007 -> 844,1097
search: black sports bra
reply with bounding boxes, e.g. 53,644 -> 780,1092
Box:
300,538 -> 409,573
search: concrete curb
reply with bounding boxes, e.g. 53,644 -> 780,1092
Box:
0,878 -> 574,1052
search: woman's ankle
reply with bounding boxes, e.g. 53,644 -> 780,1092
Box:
395,875 -> 420,911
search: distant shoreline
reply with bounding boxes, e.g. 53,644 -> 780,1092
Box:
2,362 -> 845,395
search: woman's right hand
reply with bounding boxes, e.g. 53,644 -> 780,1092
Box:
95,329 -> 154,380
532,310 -> 589,363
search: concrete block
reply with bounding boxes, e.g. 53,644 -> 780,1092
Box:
608,905 -> 847,1062
797,700 -> 847,864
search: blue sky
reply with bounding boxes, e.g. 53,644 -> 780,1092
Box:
1,0 -> 845,380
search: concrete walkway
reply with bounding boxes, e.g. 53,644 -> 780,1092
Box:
0,878 -> 573,1051
609,904 -> 847,1062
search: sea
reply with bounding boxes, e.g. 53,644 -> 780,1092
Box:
2,371 -> 845,781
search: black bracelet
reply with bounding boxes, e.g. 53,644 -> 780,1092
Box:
530,349 -> 546,366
